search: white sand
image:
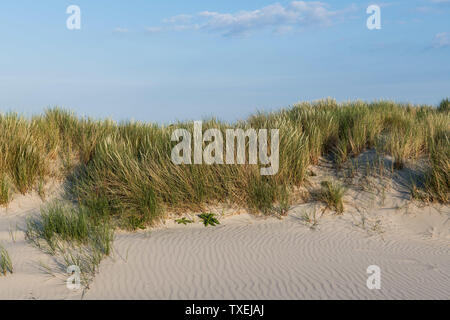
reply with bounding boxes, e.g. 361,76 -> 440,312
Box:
1,180 -> 449,300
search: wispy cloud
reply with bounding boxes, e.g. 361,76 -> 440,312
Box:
416,0 -> 450,14
376,2 -> 400,8
113,27 -> 130,33
416,6 -> 439,13
432,32 -> 450,48
159,1 -> 356,37
428,0 -> 450,4
145,27 -> 163,33
163,14 -> 193,24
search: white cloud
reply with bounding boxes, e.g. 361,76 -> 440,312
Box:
164,1 -> 356,37
432,32 -> 450,48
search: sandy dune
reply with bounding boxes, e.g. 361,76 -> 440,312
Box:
0,180 -> 449,300
83,210 -> 449,300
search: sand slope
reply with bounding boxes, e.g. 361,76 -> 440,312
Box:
0,191 -> 81,300
1,181 -> 449,300
83,208 -> 449,300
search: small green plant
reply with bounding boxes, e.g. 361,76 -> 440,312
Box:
0,243 -> 13,276
355,212 -> 384,236
318,180 -> 346,214
198,213 -> 220,227
300,209 -> 319,230
175,217 -> 194,225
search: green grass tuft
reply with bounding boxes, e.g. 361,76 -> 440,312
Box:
25,201 -> 114,288
0,243 -> 13,276
318,180 -> 346,214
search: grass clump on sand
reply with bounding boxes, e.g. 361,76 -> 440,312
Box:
25,201 -> 114,288
0,243 -> 13,276
0,99 -> 448,231
318,180 -> 346,214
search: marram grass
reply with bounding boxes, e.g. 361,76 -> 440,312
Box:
1,98 -> 449,230
318,180 -> 346,214
0,243 -> 13,276
25,200 -> 114,288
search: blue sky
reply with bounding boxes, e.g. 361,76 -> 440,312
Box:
0,0 -> 449,123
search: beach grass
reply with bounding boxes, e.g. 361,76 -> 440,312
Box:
1,98 -> 449,228
318,180 -> 346,214
25,201 -> 114,287
0,174 -> 11,206
0,243 -> 13,276
25,201 -> 114,254
438,98 -> 449,113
